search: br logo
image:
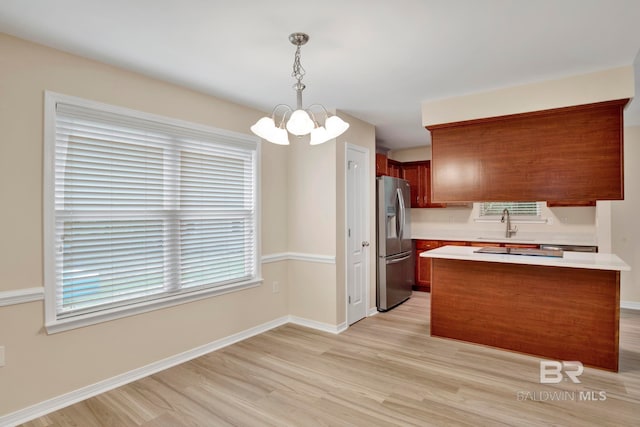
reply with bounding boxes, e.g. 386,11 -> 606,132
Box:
539,361 -> 583,384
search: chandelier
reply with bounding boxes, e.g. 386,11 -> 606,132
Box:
251,33 -> 349,145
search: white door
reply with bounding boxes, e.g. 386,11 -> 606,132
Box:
346,144 -> 370,325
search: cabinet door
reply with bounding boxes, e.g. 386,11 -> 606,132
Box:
403,161 -> 446,208
402,163 -> 423,208
388,161 -> 402,178
415,250 -> 432,292
375,153 -> 388,176
424,161 -> 447,208
414,240 -> 440,292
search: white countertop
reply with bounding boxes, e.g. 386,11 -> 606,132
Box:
421,245 -> 630,271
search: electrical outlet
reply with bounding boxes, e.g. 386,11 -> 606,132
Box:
0,346 -> 5,367
272,281 -> 279,293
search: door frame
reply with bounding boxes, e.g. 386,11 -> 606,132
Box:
345,143 -> 371,326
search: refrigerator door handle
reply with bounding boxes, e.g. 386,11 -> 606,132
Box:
385,253 -> 412,264
397,187 -> 405,240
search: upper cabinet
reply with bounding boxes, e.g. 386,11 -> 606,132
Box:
402,161 -> 445,208
401,162 -> 423,207
375,153 -> 388,176
427,99 -> 628,203
376,153 -> 404,178
387,159 -> 402,178
376,155 -> 441,207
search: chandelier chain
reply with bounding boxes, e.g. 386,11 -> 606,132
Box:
291,44 -> 306,86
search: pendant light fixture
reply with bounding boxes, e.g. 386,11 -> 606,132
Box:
251,33 -> 349,145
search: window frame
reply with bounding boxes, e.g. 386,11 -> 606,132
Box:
43,91 -> 262,334
475,201 -> 546,223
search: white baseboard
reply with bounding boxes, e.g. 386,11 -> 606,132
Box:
367,307 -> 379,317
0,313 -> 349,426
621,300 -> 640,310
288,315 -> 347,334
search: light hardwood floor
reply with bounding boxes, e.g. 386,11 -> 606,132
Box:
22,292 -> 640,426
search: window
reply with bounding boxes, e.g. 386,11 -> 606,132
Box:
44,92 -> 260,333
478,201 -> 542,220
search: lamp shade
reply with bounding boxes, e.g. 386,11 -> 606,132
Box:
324,115 -> 350,139
286,109 -> 315,136
269,126 -> 290,145
250,117 -> 276,140
309,125 -> 331,145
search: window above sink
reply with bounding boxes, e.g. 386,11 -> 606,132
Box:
476,201 -> 546,223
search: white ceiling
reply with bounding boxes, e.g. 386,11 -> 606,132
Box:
1,0 -> 640,150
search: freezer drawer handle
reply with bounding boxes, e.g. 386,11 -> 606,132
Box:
386,254 -> 411,264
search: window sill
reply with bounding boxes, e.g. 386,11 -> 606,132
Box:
45,278 -> 263,334
474,218 -> 548,224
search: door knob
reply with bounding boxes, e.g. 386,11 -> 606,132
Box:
362,241 -> 370,247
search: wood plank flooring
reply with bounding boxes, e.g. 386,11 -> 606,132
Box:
22,292 -> 640,426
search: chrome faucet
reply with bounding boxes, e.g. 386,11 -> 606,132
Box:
501,208 -> 518,238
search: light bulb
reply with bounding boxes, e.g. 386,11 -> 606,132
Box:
269,126 -> 290,145
286,109 -> 314,136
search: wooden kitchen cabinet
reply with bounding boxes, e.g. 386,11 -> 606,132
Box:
428,99 -> 628,203
375,153 -> 388,176
415,240 -> 440,292
376,154 -> 403,178
546,200 -> 596,207
402,161 -> 445,208
387,159 -> 402,178
402,162 -> 423,207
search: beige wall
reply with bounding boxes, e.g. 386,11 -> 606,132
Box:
422,66 -> 635,126
286,136 -> 337,324
0,33 -> 290,415
613,126 -> 640,304
388,146 -> 431,162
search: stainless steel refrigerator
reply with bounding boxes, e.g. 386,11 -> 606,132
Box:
376,176 -> 413,311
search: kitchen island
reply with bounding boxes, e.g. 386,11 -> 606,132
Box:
421,246 -> 630,371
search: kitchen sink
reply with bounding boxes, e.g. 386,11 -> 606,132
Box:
475,246 -> 563,257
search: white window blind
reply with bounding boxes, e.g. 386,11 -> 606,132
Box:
44,93 -> 260,331
479,201 -> 541,218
